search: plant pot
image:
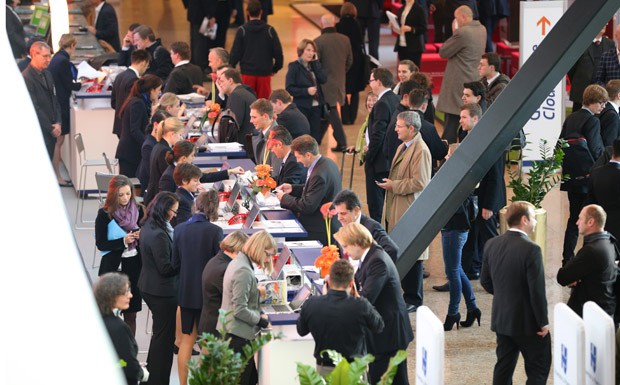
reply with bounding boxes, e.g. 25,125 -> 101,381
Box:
499,207 -> 547,262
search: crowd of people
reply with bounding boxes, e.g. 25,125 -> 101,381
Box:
12,0 -> 620,383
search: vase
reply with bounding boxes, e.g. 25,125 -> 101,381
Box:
499,207 -> 547,263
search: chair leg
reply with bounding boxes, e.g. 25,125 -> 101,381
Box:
91,245 -> 100,269
75,165 -> 95,229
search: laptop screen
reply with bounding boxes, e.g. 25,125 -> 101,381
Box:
289,284 -> 312,310
226,181 -> 240,211
243,204 -> 260,229
271,246 -> 291,280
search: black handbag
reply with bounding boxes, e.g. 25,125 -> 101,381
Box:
463,194 -> 479,224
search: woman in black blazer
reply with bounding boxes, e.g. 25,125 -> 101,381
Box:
171,190 -> 223,385
48,34 -> 82,186
172,163 -> 203,227
94,273 -> 148,385
137,111 -> 167,193
138,191 -> 180,385
116,74 -> 163,178
95,175 -> 145,335
285,39 -> 327,143
392,0 -> 427,68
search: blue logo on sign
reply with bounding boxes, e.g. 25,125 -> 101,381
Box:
422,347 -> 427,376
590,343 -> 597,373
561,344 -> 568,374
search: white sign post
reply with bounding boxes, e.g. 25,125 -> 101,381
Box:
520,1 -> 565,162
415,306 -> 444,385
554,303 -> 586,385
583,302 -> 615,385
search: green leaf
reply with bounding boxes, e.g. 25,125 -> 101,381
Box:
297,363 -> 327,385
348,355 -> 375,384
330,360 -> 351,385
321,350 -> 344,367
377,350 -> 408,385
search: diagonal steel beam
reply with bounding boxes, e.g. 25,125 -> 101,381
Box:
391,0 -> 620,278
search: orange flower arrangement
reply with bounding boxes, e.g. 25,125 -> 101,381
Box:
199,102 -> 221,132
314,202 -> 340,277
251,131 -> 277,196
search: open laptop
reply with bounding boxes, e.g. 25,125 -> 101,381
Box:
271,245 -> 292,280
243,204 -> 261,229
261,284 -> 312,314
225,180 -> 240,212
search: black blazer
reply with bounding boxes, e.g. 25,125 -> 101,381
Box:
115,96 -> 149,174
275,103 -> 310,139
137,135 -> 158,189
557,232 -> 617,317
481,231 -> 548,336
48,49 -> 81,131
159,163 -> 230,194
172,213 -> 223,309
384,103 -> 409,166
567,37 -> 614,103
588,162 -> 620,240
297,289 -> 384,365
198,250 -> 233,335
598,102 -> 619,147
95,2 -> 121,52
336,16 -> 367,94
144,140 -> 172,205
474,152 -> 506,213
367,89 -> 401,173
173,187 -> 195,228
119,39 -> 173,81
276,152 -> 306,185
7,6 -> 26,58
22,65 -> 62,151
111,68 -> 138,137
354,244 -> 413,354
164,63 -> 204,95
102,314 -> 144,385
227,84 -> 257,143
285,60 -> 327,111
280,156 -> 342,246
560,109 -> 605,160
138,218 -> 178,297
349,0 -> 382,18
393,3 -> 427,53
360,214 -> 399,261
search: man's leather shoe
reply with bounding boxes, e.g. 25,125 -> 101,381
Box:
432,282 -> 450,292
467,272 -> 480,280
406,304 -> 418,313
331,146 -> 348,153
423,269 -> 430,279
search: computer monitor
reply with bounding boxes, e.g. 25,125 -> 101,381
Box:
226,181 -> 241,211
243,204 -> 260,229
271,245 -> 291,280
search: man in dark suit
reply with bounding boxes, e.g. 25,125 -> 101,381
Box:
334,223 -> 413,385
333,189 -> 399,261
365,68 -> 401,222
267,126 -> 306,185
459,103 -> 506,279
595,25 -> 620,86
111,49 -> 150,138
22,41 -> 62,160
557,204 -> 617,318
588,138 -> 620,241
297,259 -> 384,376
119,25 -> 173,81
599,80 -> 620,146
480,201 -> 551,385
183,0 -> 231,71
270,89 -> 310,139
87,0 -> 121,52
349,0 -> 382,59
568,27 -> 613,111
249,98 -> 281,171
164,41 -> 204,95
6,0 -> 26,59
218,68 -> 257,144
560,84 -> 607,265
276,135 -> 342,246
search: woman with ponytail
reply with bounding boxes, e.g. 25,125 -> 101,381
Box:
136,110 -> 167,193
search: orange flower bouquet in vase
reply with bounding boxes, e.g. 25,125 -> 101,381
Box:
198,73 -> 221,134
314,202 -> 340,278
250,131 -> 278,197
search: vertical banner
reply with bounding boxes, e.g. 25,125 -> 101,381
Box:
520,1 -> 565,161
583,302 -> 615,385
415,306 -> 444,385
554,303 -> 585,384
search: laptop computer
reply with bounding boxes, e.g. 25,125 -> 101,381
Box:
271,245 -> 291,280
261,284 -> 312,314
225,180 -> 241,212
243,204 -> 261,229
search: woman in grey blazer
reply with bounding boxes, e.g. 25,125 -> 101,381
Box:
218,230 -> 276,385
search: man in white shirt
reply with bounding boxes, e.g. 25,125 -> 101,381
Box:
267,125 -> 305,185
599,80 -> 620,146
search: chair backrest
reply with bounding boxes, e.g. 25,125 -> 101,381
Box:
75,133 -> 86,164
102,152 -> 114,174
95,172 -> 116,204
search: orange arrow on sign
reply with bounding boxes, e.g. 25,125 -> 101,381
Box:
537,16 -> 551,35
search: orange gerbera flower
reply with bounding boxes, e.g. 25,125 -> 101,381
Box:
314,244 -> 340,278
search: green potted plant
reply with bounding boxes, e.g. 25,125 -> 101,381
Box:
296,349 -> 407,385
500,138 -> 569,259
188,309 -> 280,385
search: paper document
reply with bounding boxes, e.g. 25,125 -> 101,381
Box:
265,220 -> 301,228
76,61 -> 106,80
386,11 -> 400,34
286,240 -> 322,248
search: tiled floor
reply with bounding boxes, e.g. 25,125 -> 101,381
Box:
64,1 -> 579,383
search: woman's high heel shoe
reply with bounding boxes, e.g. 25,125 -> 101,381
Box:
460,308 -> 482,328
443,313 -> 461,331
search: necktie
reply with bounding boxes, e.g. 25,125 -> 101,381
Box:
395,143 -> 408,161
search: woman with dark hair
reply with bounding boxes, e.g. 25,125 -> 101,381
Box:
143,117 -> 185,205
138,191 -> 180,385
94,272 -> 149,385
95,175 -> 145,335
116,74 -> 163,178
137,110 -> 167,193
411,71 -> 436,124
48,33 -> 82,187
171,190 -> 223,385
285,39 -> 327,143
391,0 -> 427,68
336,2 -> 367,124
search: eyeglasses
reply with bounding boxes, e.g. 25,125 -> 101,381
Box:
265,250 -> 277,258
169,208 -> 178,215
124,286 -> 132,295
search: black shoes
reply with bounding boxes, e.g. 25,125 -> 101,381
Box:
466,272 -> 480,280
174,345 -> 200,356
331,145 -> 350,153
423,269 -> 430,279
444,313 -> 461,331
406,304 -> 418,313
460,308 -> 482,328
432,282 -> 450,292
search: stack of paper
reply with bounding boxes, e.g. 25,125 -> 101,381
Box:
207,143 -> 243,152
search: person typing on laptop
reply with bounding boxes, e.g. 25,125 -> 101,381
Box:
296,259 -> 384,377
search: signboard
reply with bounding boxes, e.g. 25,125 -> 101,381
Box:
520,1 -> 565,161
30,4 -> 48,27
583,302 -> 615,385
415,306 -> 444,385
554,303 -> 585,385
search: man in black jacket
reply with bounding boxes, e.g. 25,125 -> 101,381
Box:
229,0 -> 283,99
183,0 -> 231,70
267,125 -> 306,185
111,49 -> 150,138
270,89 -> 310,139
218,68 -> 257,143
118,25 -> 173,81
588,138 -> 620,241
599,80 -> 620,147
164,41 -> 203,95
87,0 -> 121,52
297,259 -> 384,376
557,204 -> 617,318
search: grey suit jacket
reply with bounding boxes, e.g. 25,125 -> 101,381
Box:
22,65 -> 62,150
218,252 -> 262,340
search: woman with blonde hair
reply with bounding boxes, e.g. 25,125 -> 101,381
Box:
218,230 -> 276,385
155,92 -> 182,118
143,117 -> 185,205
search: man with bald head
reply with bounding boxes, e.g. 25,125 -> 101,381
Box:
314,13 -> 353,151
